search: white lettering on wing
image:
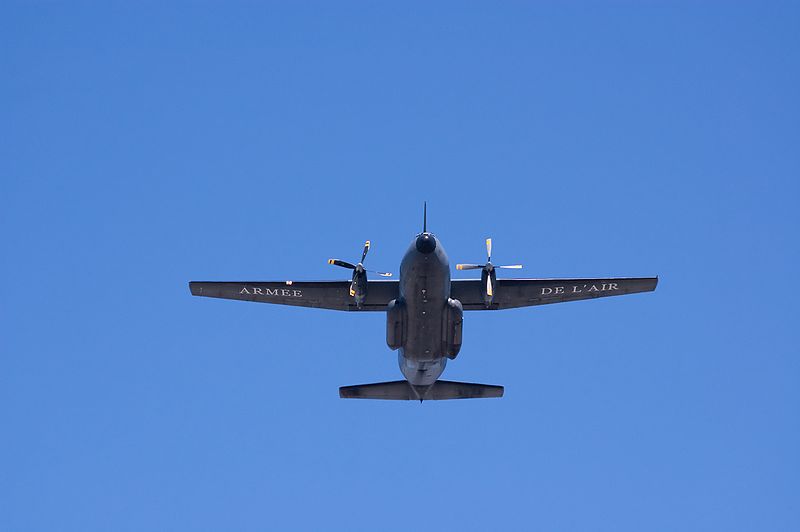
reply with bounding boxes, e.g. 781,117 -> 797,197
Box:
542,282 -> 623,297
240,286 -> 303,298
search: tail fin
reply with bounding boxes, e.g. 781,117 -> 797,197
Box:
339,380 -> 504,401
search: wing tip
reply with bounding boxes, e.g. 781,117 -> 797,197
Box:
189,281 -> 203,296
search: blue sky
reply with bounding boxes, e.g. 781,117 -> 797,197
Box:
2,2 -> 798,531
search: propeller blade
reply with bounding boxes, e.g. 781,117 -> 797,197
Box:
456,264 -> 484,270
328,259 -> 356,269
486,275 -> 493,297
486,238 -> 492,262
333,241 -> 390,286
361,240 -> 371,263
496,264 -> 523,269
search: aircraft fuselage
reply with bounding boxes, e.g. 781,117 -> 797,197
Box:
397,231 -> 452,386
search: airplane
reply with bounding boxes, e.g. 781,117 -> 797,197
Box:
189,205 -> 657,402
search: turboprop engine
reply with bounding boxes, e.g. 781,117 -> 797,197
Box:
328,240 -> 392,308
456,238 -> 523,307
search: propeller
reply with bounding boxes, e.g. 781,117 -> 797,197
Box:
328,241 -> 392,300
456,238 -> 522,300
456,238 -> 523,272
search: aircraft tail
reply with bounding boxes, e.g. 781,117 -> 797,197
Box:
339,380 -> 504,401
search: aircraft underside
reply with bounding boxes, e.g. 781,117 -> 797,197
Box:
189,207 -> 657,401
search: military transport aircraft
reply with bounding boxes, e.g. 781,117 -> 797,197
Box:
190,206 -> 657,401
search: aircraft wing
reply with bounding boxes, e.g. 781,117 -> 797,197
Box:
189,280 -> 398,311
450,277 -> 658,310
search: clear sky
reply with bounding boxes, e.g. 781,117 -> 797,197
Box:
2,2 -> 798,531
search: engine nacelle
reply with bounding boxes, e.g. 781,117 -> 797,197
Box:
441,298 -> 463,359
351,269 -> 368,307
386,299 -> 407,350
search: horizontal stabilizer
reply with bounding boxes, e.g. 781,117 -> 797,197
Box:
339,380 -> 413,400
339,380 -> 504,401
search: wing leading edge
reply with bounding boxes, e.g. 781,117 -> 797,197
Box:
451,277 -> 658,310
189,280 -> 398,311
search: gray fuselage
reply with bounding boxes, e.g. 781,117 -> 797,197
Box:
397,232 -> 451,386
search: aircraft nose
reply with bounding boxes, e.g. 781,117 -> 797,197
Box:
415,233 -> 437,254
